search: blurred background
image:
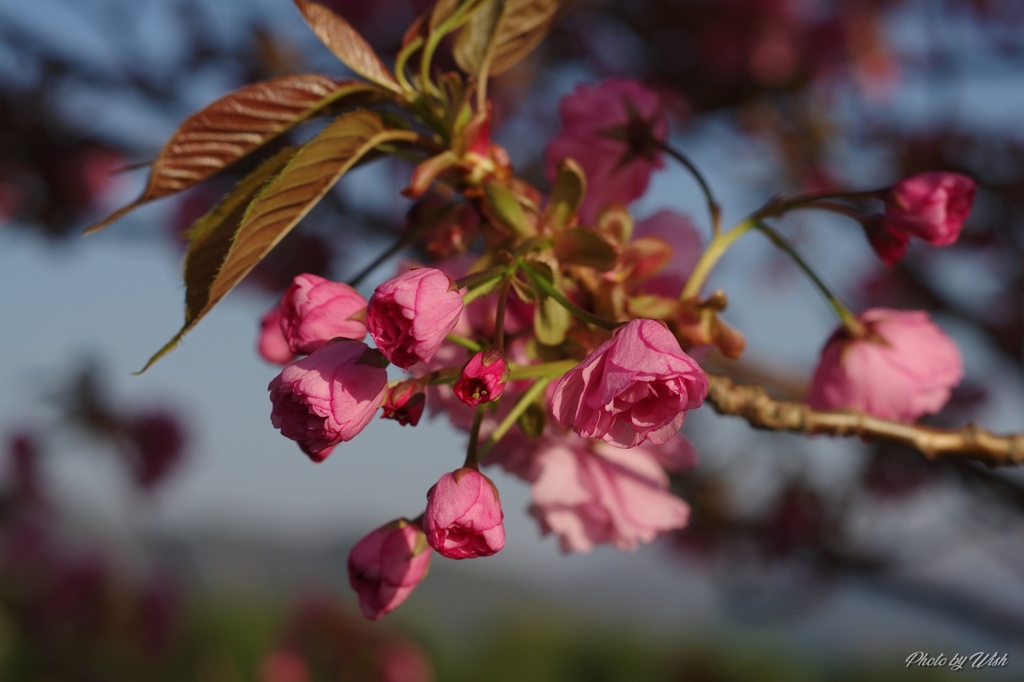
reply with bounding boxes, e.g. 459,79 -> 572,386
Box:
2,0 -> 1024,679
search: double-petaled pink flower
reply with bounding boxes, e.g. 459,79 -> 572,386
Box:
269,340 -> 388,460
545,78 -> 668,223
453,351 -> 509,407
367,268 -> 464,369
528,435 -> 697,553
868,172 -> 976,264
278,274 -> 368,354
347,519 -> 432,621
806,308 -> 963,423
551,319 -> 708,449
424,468 -> 505,559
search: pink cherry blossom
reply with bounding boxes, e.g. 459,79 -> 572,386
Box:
258,306 -> 297,365
453,351 -> 509,407
551,319 -> 708,448
347,519 -> 432,620
884,172 -> 976,247
545,78 -> 668,223
367,268 -> 464,369
278,274 -> 368,354
424,468 -> 504,559
528,435 -> 697,553
269,340 -> 388,459
806,308 -> 963,422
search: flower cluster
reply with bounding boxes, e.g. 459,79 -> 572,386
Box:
246,68 -> 978,619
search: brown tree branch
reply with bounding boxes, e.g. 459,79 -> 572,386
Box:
706,373 -> 1024,467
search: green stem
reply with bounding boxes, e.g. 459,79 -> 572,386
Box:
655,140 -> 721,235
519,260 -> 619,331
394,36 -> 423,94
464,408 -> 485,469
507,359 -> 576,382
778,188 -> 887,212
446,333 -> 482,353
680,220 -> 754,300
456,265 -> 508,305
752,221 -> 864,335
479,378 -> 551,460
492,276 -> 513,355
421,0 -> 484,100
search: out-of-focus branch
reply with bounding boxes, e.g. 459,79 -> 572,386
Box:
706,373 -> 1024,466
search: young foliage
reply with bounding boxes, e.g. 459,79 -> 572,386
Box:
141,110 -> 416,372
454,0 -> 561,78
86,75 -> 379,234
293,0 -> 402,93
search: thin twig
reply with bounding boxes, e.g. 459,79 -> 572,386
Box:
705,373 -> 1024,466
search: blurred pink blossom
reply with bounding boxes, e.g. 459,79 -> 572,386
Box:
347,519 -> 432,620
883,172 -> 976,248
258,306 -> 299,365
528,435 -> 696,552
545,78 -> 668,223
806,308 -> 963,422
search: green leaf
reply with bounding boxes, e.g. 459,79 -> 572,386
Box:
140,110 -> 417,372
454,0 -> 560,77
137,147 -> 296,373
482,181 -> 533,236
534,292 -> 572,346
294,0 -> 402,92
553,228 -> 618,271
86,75 -> 379,234
544,157 -> 586,230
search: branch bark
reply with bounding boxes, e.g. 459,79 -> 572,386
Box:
706,373 -> 1024,467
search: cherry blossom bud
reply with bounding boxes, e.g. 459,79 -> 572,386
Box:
453,351 -> 509,407
806,308 -> 963,423
367,268 -> 464,369
258,306 -> 297,365
381,381 -> 426,426
279,274 -> 367,354
269,340 -> 388,460
551,319 -> 708,449
347,519 -> 432,621
424,468 -> 505,559
884,172 -> 975,247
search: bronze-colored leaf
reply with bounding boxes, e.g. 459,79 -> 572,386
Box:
454,0 -> 560,78
294,0 -> 401,92
544,157 -> 586,230
453,0 -> 502,76
86,75 -> 378,234
487,0 -> 560,75
430,0 -> 463,31
141,110 -> 417,372
138,147 -> 296,373
554,228 -> 618,271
